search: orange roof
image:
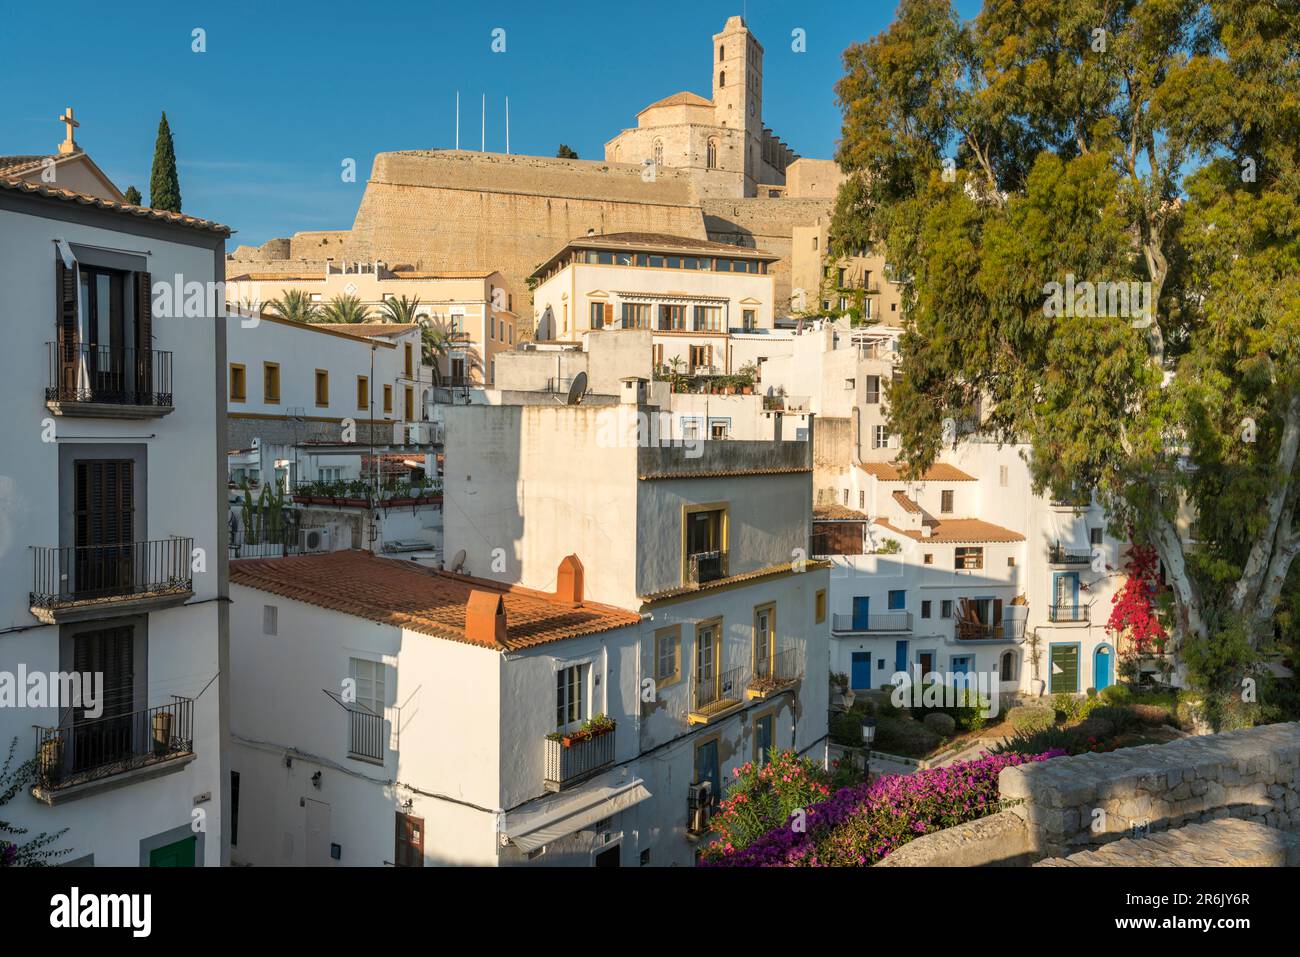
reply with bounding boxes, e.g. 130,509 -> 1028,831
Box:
873,518 -> 1025,544
230,550 -> 640,652
0,175 -> 229,234
315,323 -> 419,338
813,504 -> 868,521
857,462 -> 976,482
892,491 -> 922,514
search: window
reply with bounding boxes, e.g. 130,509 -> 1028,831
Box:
621,302 -> 651,329
489,316 -> 496,340
694,736 -> 721,806
693,305 -> 723,332
229,363 -> 246,402
858,491 -> 865,510
555,663 -> 590,730
262,363 -> 280,403
383,384 -> 393,414
395,813 -> 424,868
652,139 -> 664,167
842,489 -> 849,505
844,378 -> 855,390
941,490 -> 954,514
654,626 -> 681,686
404,386 -> 414,422
230,771 -> 240,847
815,589 -> 826,624
695,621 -> 722,703
941,600 -> 953,619
314,369 -> 329,407
921,600 -> 932,618
754,712 -> 775,766
404,343 -> 413,378
753,604 -> 775,679
742,309 -> 756,330
955,547 -> 984,570
872,425 -> 891,449
718,71 -> 726,88
356,376 -> 369,410
887,590 -> 906,611
1090,527 -> 1103,545
590,301 -> 607,329
688,344 -> 713,372
262,605 -> 277,636
658,304 -> 687,331
1000,651 -> 1016,683
1008,556 -> 1017,567
350,657 -> 385,718
707,138 -> 718,169
710,419 -> 729,440
923,553 -> 934,565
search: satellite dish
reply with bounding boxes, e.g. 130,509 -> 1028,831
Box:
566,372 -> 588,405
449,549 -> 467,574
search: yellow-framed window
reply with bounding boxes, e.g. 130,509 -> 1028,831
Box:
383,384 -> 393,414
753,603 -> 776,678
815,589 -> 827,625
262,362 -> 280,403
357,375 -> 369,411
229,363 -> 246,402
314,369 -> 329,406
653,625 -> 681,688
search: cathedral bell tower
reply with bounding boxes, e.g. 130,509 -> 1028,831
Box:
711,16 -> 763,195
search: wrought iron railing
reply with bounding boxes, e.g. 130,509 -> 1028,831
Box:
228,522 -> 299,559
956,619 -> 1027,640
1049,544 -> 1093,565
30,538 -> 193,608
1048,604 -> 1090,623
749,646 -> 803,693
687,549 -> 728,586
46,342 -> 173,407
34,697 -> 194,790
544,727 -> 616,791
692,664 -> 744,714
831,611 -> 913,633
347,707 -> 385,762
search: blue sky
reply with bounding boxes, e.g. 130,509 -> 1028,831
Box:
1,0 -> 979,246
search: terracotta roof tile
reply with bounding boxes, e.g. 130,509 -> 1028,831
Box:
314,323 -> 420,338
0,175 -> 229,234
892,490 -> 922,514
813,504 -> 868,521
230,550 -> 640,651
639,91 -> 714,114
857,461 -> 976,482
873,518 -> 1025,544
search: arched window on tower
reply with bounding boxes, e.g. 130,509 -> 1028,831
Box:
706,138 -> 718,170
719,44 -> 725,61
718,71 -> 726,88
652,139 -> 663,167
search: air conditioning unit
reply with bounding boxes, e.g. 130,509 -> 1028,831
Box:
686,782 -> 713,835
300,527 -> 332,554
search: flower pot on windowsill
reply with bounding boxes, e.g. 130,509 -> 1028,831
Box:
39,738 -> 64,784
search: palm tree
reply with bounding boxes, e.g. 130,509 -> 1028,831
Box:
321,294 -> 371,324
420,317 -> 461,385
378,294 -> 421,324
265,288 -> 320,323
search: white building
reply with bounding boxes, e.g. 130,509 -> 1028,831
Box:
0,176 -> 229,866
225,392 -> 829,866
530,232 -> 788,378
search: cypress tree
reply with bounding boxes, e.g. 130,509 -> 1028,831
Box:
149,112 -> 182,212
123,185 -> 142,206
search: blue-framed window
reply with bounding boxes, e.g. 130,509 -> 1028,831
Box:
887,589 -> 906,611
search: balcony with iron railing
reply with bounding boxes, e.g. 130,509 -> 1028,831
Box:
1049,543 -> 1093,565
747,647 -> 803,700
347,707 -> 385,764
688,665 -> 745,725
956,619 -> 1027,641
543,723 -> 616,792
831,611 -> 913,634
686,550 -> 729,587
1048,604 -> 1090,624
45,342 -> 174,417
29,537 -> 194,624
31,697 -> 195,804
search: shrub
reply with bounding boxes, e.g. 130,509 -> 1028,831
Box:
1086,686 -> 1098,698
1072,716 -> 1116,741
991,725 -> 1081,756
873,716 -> 941,757
703,749 -> 1065,866
829,711 -> 865,747
922,712 -> 956,737
1051,693 -> 1083,722
1100,684 -> 1132,705
1088,705 -> 1141,734
1130,703 -> 1172,726
1008,705 -> 1054,734
703,750 -> 833,858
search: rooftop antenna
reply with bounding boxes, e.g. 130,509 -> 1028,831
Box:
481,94 -> 486,152
455,91 -> 460,150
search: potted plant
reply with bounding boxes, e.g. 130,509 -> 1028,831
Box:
830,672 -> 851,709
557,713 -> 616,747
152,709 -> 173,755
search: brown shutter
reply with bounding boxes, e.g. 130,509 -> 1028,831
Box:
57,256 -> 79,395
136,271 -> 152,402
993,598 -> 1003,625
604,302 -> 613,328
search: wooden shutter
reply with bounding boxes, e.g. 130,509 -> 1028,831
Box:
603,302 -> 613,328
76,459 -> 135,547
394,812 -> 424,867
74,626 -> 135,720
135,271 -> 152,401
993,598 -> 1003,624
57,256 -> 79,394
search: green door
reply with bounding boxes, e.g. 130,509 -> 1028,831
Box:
1050,644 -> 1079,694
149,835 -> 197,867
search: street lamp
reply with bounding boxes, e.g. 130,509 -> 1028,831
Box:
860,717 -> 877,779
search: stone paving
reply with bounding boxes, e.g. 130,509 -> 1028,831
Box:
1035,817 -> 1300,866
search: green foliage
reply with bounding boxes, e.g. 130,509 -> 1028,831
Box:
265,289 -> 320,324
321,294 -> 371,324
922,711 -> 956,737
701,750 -> 833,858
1,737 -> 70,866
556,144 -> 579,159
123,185 -> 142,206
1100,684 -> 1132,705
149,111 -> 182,212
872,716 -> 941,757
379,295 -> 421,324
831,0 -> 1300,681
1007,705 -> 1054,735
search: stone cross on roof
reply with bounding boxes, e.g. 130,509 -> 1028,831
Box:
57,106 -> 80,155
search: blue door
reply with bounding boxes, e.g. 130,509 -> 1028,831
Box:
851,652 -> 872,691
852,597 -> 870,630
951,656 -> 972,678
894,639 -> 909,675
1094,645 -> 1113,691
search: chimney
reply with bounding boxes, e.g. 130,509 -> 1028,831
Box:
586,228 -> 596,238
466,590 -> 508,645
555,555 -> 584,606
